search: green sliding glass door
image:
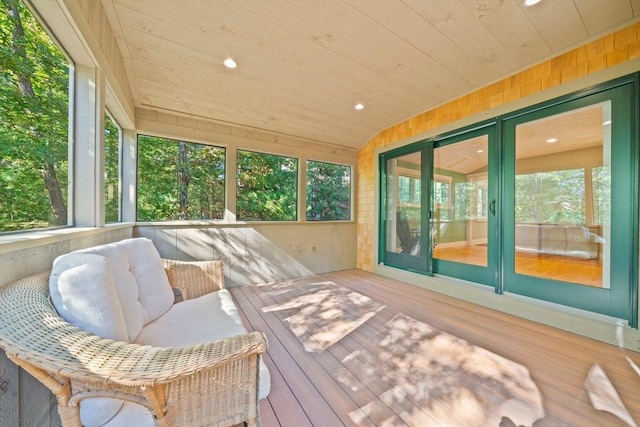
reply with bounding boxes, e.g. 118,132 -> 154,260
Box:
380,124 -> 499,286
381,146 -> 430,274
431,126 -> 498,287
502,81 -> 637,322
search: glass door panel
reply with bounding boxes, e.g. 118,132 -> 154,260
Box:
503,80 -> 636,322
431,127 -> 497,288
433,136 -> 489,267
514,104 -> 609,288
383,150 -> 429,273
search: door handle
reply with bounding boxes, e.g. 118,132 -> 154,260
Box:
489,199 -> 496,216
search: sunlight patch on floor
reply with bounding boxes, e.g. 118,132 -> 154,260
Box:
339,313 -> 545,426
585,364 -> 637,427
260,280 -> 385,352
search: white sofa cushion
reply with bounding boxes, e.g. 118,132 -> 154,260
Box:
136,290 -> 271,399
49,252 -> 128,427
101,402 -> 155,427
50,253 -> 128,341
77,238 -> 175,341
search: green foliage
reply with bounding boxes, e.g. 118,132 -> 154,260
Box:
137,135 -> 225,221
237,150 -> 297,221
0,0 -> 69,231
104,114 -> 120,222
306,160 -> 350,220
515,168 -> 586,224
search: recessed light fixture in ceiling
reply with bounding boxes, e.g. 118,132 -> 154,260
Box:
523,0 -> 541,6
546,137 -> 558,143
223,57 -> 237,69
354,103 -> 364,110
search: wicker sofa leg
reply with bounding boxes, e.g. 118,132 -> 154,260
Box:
8,354 -> 82,427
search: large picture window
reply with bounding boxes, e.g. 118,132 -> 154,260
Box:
236,150 -> 297,221
137,135 -> 225,221
0,0 -> 69,232
306,160 -> 351,221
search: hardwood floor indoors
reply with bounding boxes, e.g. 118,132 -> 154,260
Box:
230,269 -> 639,427
434,245 -> 604,287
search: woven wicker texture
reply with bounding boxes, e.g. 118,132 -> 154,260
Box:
163,259 -> 225,300
0,264 -> 266,427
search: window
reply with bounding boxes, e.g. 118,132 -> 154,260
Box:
137,135 -> 225,221
433,175 -> 452,220
515,169 -> 586,225
0,0 -> 69,232
306,160 -> 351,221
104,112 -> 120,223
398,176 -> 420,206
236,150 -> 297,221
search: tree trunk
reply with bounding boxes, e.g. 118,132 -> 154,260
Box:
7,0 -> 68,225
178,141 -> 189,220
41,162 -> 68,224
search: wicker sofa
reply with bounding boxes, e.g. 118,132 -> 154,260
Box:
0,238 -> 270,427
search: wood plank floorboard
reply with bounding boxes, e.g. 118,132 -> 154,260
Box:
229,269 -> 640,427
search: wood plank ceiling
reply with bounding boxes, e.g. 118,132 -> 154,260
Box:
102,0 -> 640,150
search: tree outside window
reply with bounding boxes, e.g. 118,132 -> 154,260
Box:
236,150 -> 297,221
137,135 -> 225,221
0,0 -> 69,232
104,113 -> 120,223
306,160 -> 351,221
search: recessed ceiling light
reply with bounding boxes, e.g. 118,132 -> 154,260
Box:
523,0 -> 541,6
354,103 -> 364,110
223,57 -> 237,69
602,120 -> 612,126
477,149 -> 484,153
546,137 -> 558,143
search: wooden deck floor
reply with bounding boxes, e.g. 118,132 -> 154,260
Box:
229,269 -> 640,427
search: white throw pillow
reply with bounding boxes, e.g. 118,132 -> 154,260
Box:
49,252 -> 129,427
50,252 -> 128,341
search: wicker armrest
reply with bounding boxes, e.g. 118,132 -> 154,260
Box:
0,272 -> 266,427
162,258 -> 225,300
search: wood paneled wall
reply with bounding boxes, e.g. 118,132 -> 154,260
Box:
356,23 -> 640,271
136,222 -> 357,286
